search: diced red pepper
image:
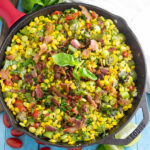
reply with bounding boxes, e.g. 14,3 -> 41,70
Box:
14,100 -> 27,112
65,12 -> 80,20
128,85 -> 135,90
32,110 -> 39,119
86,22 -> 92,30
122,51 -> 129,57
114,102 -> 118,109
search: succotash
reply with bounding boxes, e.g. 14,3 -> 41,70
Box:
0,6 -> 138,144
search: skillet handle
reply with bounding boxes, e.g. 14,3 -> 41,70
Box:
0,0 -> 25,28
100,93 -> 149,145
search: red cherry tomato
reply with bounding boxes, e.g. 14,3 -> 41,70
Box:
86,22 -> 92,30
40,147 -> 51,150
33,110 -> 39,119
68,148 -> 82,150
34,122 -> 40,128
6,138 -> 22,148
35,140 -> 45,145
3,113 -> 11,128
14,100 -> 27,112
122,51 -> 129,57
11,128 -> 24,137
65,12 -> 80,20
128,85 -> 135,90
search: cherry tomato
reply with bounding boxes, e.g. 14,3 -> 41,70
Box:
35,140 -> 45,145
32,110 -> 39,119
122,51 -> 128,57
86,22 -> 92,30
40,147 -> 51,150
3,113 -> 11,128
6,138 -> 22,148
65,12 -> 80,20
11,128 -> 24,137
91,11 -> 97,18
14,100 -> 27,112
68,148 -> 82,150
4,80 -> 13,86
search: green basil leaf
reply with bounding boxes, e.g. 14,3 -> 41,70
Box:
73,68 -> 80,80
79,67 -> 97,81
52,53 -> 75,67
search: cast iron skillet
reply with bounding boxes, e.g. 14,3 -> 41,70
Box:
0,0 -> 149,148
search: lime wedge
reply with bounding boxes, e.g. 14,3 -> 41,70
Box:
97,144 -> 124,150
115,123 -> 141,147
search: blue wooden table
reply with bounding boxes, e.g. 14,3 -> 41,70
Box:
0,1 -> 150,150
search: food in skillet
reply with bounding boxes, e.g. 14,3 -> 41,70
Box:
0,6 -> 138,144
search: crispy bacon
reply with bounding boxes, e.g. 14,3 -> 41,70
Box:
11,75 -> 20,83
32,69 -> 37,78
29,102 -> 36,109
81,104 -> 89,114
52,97 -> 60,108
0,69 -> 10,80
82,49 -> 91,58
45,125 -> 57,132
89,40 -> 99,51
118,98 -> 130,106
37,74 -> 45,83
35,62 -> 45,72
6,55 -> 15,60
44,35 -> 52,44
86,94 -> 97,108
79,5 -> 92,21
33,43 -> 47,63
108,47 -> 116,53
50,87 -> 67,99
24,74 -> 33,85
35,84 -> 43,99
60,83 -> 70,94
70,39 -> 85,49
100,67 -> 110,75
45,22 -> 53,35
96,78 -> 101,87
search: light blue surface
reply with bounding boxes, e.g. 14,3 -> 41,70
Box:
0,0 -> 150,150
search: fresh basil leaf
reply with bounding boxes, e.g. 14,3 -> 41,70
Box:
52,53 -> 75,67
73,68 -> 80,80
3,60 -> 17,70
79,67 -> 97,80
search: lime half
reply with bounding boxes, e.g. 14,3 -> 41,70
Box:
115,123 -> 141,147
97,144 -> 124,150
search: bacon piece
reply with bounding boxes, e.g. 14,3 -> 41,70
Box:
45,22 -> 53,35
79,5 -> 92,21
35,62 -> 45,72
81,104 -> 89,114
11,75 -> 20,83
45,125 -> 57,132
51,105 -> 56,112
50,87 -> 67,99
44,35 -> 52,44
29,102 -> 36,109
67,116 -> 76,124
0,69 -> 10,80
24,74 -> 33,85
33,43 -> 47,63
108,47 -> 116,53
6,55 -> 15,60
86,94 -> 97,108
37,74 -> 45,83
89,40 -> 99,51
100,67 -> 110,75
94,91 -> 103,104
82,49 -> 91,58
35,84 -> 43,99
70,39 -> 85,49
118,98 -> 130,106
53,65 -> 66,80
52,97 -> 60,108
32,91 -> 36,98
96,78 -> 101,87
60,83 -> 70,94
32,69 -> 37,78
